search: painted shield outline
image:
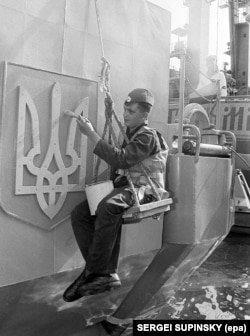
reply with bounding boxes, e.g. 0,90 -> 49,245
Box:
0,62 -> 98,230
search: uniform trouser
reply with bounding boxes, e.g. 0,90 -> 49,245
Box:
71,186 -> 133,275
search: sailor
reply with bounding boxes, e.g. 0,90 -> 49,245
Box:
189,55 -> 227,104
63,88 -> 168,302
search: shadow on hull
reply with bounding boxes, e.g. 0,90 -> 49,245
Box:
2,231 -> 249,336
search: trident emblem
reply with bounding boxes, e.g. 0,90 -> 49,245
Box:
15,82 -> 89,219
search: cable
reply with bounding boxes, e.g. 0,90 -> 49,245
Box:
225,146 -> 250,170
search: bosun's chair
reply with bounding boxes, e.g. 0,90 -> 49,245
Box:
122,198 -> 173,224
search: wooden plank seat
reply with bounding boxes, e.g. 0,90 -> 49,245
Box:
122,198 -> 173,224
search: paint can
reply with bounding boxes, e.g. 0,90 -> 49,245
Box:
85,180 -> 114,215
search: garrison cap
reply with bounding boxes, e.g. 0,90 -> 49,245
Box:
125,88 -> 154,106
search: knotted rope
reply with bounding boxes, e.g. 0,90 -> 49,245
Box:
93,0 -> 161,205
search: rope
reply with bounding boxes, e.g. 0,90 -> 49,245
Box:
100,57 -> 111,94
185,57 -> 221,122
94,0 -> 105,58
93,0 -> 161,205
186,57 -> 214,83
186,78 -> 214,103
186,58 -> 221,96
94,0 -> 111,93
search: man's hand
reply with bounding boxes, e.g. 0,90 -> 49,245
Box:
76,116 -> 95,136
76,116 -> 101,145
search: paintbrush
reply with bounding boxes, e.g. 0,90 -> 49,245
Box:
64,110 -> 78,118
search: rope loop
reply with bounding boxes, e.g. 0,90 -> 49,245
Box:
100,56 -> 111,94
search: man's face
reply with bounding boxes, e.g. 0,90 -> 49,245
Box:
123,103 -> 147,130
